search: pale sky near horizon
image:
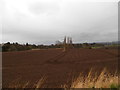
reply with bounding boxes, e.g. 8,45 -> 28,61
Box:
1,0 -> 119,45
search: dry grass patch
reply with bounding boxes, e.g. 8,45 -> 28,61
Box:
70,68 -> 118,88
8,76 -> 46,88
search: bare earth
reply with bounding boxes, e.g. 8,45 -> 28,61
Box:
2,48 -> 118,88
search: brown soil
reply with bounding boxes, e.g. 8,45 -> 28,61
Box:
2,48 -> 118,88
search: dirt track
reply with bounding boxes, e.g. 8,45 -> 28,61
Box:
2,48 -> 118,88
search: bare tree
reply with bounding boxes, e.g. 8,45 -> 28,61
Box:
63,36 -> 67,51
63,36 -> 73,52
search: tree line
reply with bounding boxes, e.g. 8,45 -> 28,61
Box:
1,42 -> 64,52
0,42 -> 107,52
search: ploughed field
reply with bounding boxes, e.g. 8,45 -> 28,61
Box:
2,48 -> 118,88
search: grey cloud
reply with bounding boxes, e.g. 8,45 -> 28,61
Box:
73,31 -> 118,43
2,27 -> 63,44
73,32 -> 102,43
29,2 -> 60,15
2,1 -> 118,44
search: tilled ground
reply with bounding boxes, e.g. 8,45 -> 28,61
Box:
2,48 -> 118,88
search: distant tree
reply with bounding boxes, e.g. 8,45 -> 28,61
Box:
38,45 -> 44,49
6,42 -> 10,45
32,44 -> 37,49
26,43 -> 29,46
49,44 -> 54,48
0,44 -> 2,52
9,45 -> 17,51
55,40 -> 62,45
15,42 -> 18,45
2,43 -> 11,52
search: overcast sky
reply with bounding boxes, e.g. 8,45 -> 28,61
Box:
1,0 -> 118,44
